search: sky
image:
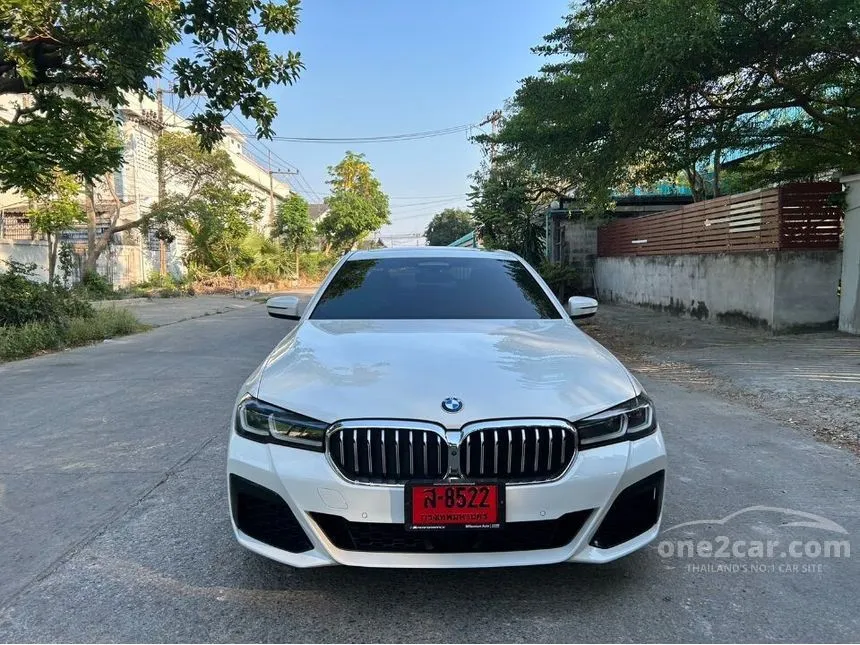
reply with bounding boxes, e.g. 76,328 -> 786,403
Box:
169,1 -> 572,245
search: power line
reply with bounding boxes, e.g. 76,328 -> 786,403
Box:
269,124 -> 474,143
393,196 -> 466,209
389,193 -> 467,201
226,113 -> 299,171
389,211 -> 446,222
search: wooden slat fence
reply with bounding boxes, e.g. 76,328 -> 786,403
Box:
597,182 -> 843,257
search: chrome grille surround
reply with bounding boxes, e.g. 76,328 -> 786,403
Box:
459,419 -> 578,484
327,419 -> 577,486
326,420 -> 448,485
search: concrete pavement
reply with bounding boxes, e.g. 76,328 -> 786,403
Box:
93,295 -> 263,327
582,303 -> 860,453
0,306 -> 857,642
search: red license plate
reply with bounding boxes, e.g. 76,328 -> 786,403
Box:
405,482 -> 505,530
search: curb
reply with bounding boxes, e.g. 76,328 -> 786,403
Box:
90,298 -> 152,307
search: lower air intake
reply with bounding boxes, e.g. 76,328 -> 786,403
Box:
230,475 -> 313,553
311,510 -> 593,554
590,470 -> 665,549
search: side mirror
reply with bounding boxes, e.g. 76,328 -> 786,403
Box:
266,296 -> 301,320
565,296 -> 598,320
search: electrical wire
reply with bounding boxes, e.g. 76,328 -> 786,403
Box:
391,197 -> 467,210
388,193 -> 467,200
165,93 -> 470,207
269,124 -> 474,143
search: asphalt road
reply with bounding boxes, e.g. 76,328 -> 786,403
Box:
0,305 -> 857,643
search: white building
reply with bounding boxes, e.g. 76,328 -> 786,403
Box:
0,91 -> 293,285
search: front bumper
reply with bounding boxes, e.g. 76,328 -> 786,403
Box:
227,426 -> 667,568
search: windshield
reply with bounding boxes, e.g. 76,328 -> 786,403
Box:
310,256 -> 562,320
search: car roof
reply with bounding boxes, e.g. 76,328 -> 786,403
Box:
347,246 -> 519,261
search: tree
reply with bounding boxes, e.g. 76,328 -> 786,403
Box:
149,131 -> 237,223
469,162 -> 545,267
27,172 -> 85,282
0,98 -> 125,195
178,185 -> 261,276
274,194 -> 315,281
424,208 -> 473,246
318,152 -> 390,252
69,130 -> 228,276
148,132 -> 264,276
487,0 -> 860,210
0,0 -> 304,193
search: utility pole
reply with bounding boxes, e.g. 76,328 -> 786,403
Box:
156,86 -> 167,277
267,164 -> 299,283
268,150 -> 275,223
268,166 -> 299,223
479,109 -> 503,165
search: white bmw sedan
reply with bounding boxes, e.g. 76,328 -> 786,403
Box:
227,247 -> 667,568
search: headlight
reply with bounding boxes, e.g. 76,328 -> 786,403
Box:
235,396 -> 328,451
575,394 -> 656,448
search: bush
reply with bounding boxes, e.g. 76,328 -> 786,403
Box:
75,271 -> 115,300
109,272 -> 195,299
538,261 -> 580,301
299,251 -> 338,282
0,308 -> 148,362
64,308 -> 144,345
0,321 -> 63,360
0,260 -> 94,326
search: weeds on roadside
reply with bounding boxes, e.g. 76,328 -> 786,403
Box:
0,308 -> 148,362
0,261 -> 149,362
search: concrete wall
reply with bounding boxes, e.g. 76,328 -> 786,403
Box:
548,216 -> 600,294
0,240 -> 50,281
1,240 -> 144,287
838,174 -> 860,334
595,251 -> 842,332
773,251 -> 843,331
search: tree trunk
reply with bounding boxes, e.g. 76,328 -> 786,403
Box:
712,147 -> 722,198
83,181 -> 104,276
295,249 -> 300,287
684,168 -> 703,202
82,174 -> 127,279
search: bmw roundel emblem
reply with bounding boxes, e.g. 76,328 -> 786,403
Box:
441,397 -> 463,413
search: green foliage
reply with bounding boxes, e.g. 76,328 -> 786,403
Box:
240,230 -> 294,280
147,131 -> 239,233
0,320 -> 64,361
144,271 -> 181,289
0,260 -> 93,326
178,185 -> 261,274
298,251 -> 338,282
27,173 -> 86,282
0,98 -> 125,194
0,307 -> 146,362
74,271 -> 115,300
108,272 -> 194,299
469,163 -> 546,267
318,152 -> 390,252
57,242 -> 76,288
488,0 -> 860,207
274,194 -> 315,252
0,0 -> 304,191
150,132 -> 268,277
538,261 -> 579,301
424,208 -> 474,246
63,307 -> 144,343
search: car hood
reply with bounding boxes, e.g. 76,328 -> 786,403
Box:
254,319 -> 639,429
